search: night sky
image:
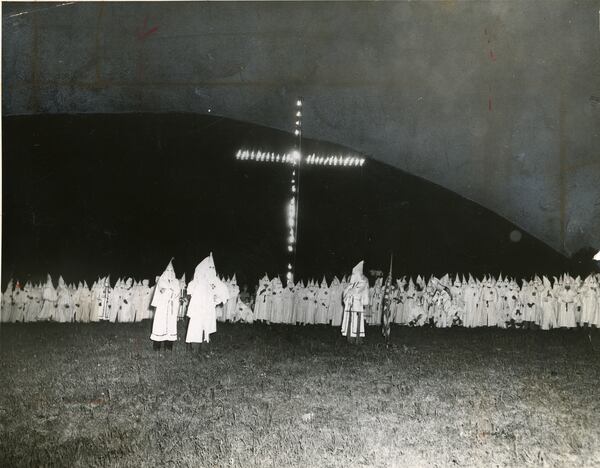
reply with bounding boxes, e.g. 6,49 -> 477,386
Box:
2,113 -> 584,289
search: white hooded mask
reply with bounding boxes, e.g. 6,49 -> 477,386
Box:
350,261 -> 365,283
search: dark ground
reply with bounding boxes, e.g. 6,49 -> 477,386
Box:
1,322 -> 599,467
3,113 -> 588,291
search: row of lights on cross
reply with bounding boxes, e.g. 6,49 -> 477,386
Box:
236,149 -> 300,164
306,154 -> 365,166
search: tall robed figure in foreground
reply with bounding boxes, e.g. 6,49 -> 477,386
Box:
150,260 -> 181,350
341,261 -> 370,344
186,253 -> 229,347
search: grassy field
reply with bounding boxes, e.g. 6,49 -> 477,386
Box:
1,321 -> 599,467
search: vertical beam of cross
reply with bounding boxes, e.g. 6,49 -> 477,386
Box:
290,99 -> 303,283
235,98 -> 365,283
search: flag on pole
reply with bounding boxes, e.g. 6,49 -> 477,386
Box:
381,253 -> 394,343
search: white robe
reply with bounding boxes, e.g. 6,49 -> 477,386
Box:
341,280 -> 369,338
186,276 -> 229,343
38,285 -> 58,321
150,280 -> 180,342
119,286 -> 135,322
224,283 -> 239,322
557,288 -> 577,328
328,281 -> 344,327
25,287 -> 43,322
540,289 -> 557,330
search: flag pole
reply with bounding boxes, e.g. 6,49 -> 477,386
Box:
382,251 -> 394,346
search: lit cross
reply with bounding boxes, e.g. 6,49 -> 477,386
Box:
235,98 -> 366,283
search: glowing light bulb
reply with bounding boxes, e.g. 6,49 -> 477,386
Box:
296,99 -> 302,107
295,121 -> 300,126
294,129 -> 300,136
288,245 -> 293,252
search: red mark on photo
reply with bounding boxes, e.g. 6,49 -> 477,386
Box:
489,50 -> 496,61
136,17 -> 158,41
488,96 -> 493,111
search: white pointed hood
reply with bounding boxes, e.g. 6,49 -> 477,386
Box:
193,254 -> 217,282
157,259 -> 178,290
350,261 -> 364,283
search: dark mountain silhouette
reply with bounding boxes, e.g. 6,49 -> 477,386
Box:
2,113 -> 574,289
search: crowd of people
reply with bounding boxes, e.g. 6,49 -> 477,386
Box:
252,269 -> 600,331
0,269 -> 250,325
2,263 -> 600,336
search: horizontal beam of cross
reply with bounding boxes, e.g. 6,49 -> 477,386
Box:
236,149 -> 365,167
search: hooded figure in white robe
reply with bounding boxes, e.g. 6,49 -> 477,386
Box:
328,277 -> 345,327
186,254 -> 229,345
55,276 -> 74,323
392,278 -> 406,325
431,279 -> 453,328
268,277 -> 284,323
118,278 -> 135,322
557,282 -> 577,328
540,277 -> 557,330
25,282 -> 43,322
1,280 -> 13,322
370,277 -> 384,326
38,275 -> 58,321
150,261 -> 181,346
449,277 -> 464,326
11,282 -> 27,322
314,278 -> 330,325
305,281 -> 318,324
295,281 -> 310,325
280,279 -> 294,324
253,275 -> 271,322
225,275 -> 240,322
462,277 -> 479,328
94,277 -> 112,321
177,274 -> 188,320
341,261 -> 370,342
580,276 -> 598,326
72,283 -> 83,322
139,279 -> 154,321
108,279 -> 124,323
78,282 -> 92,322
